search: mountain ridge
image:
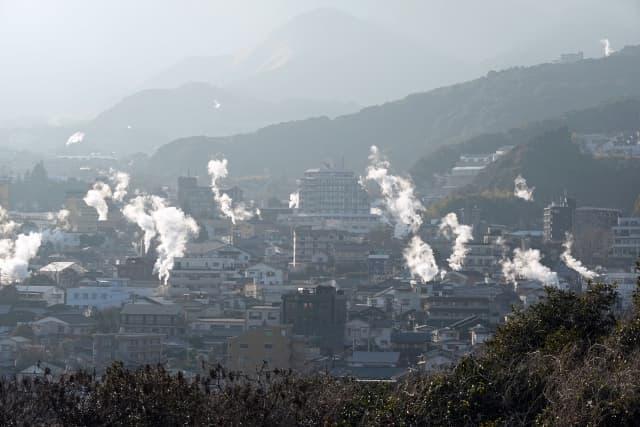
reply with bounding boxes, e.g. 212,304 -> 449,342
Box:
148,45 -> 640,181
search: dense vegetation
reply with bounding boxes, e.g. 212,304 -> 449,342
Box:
2,264 -> 639,426
411,97 -> 640,186
9,162 -> 86,211
425,110 -> 640,224
149,46 -> 640,181
472,127 -> 640,211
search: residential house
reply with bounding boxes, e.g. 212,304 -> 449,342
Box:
120,303 -> 183,336
38,262 -> 86,288
93,332 -> 164,369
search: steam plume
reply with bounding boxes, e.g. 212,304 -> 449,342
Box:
514,174 -> 535,201
66,131 -> 85,146
366,145 -> 424,238
502,248 -> 559,287
207,159 -> 255,224
403,235 -> 439,282
0,232 -> 42,284
122,195 -> 198,284
122,195 -> 163,253
152,205 -> 199,285
109,169 -> 130,202
84,182 -> 112,220
289,192 -> 300,209
561,233 -> 596,280
600,39 -> 615,57
439,212 -> 473,271
47,208 -> 71,230
0,205 -> 19,237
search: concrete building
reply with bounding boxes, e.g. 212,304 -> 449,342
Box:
292,227 -> 365,266
177,176 -> 216,219
169,242 -> 251,292
245,263 -> 285,286
244,263 -> 294,304
93,332 -> 164,369
66,279 -> 154,310
120,303 -> 183,336
611,217 -> 640,261
368,254 -> 392,279
573,207 -> 621,262
604,271 -> 638,310
461,243 -> 503,274
297,168 -> 369,215
285,167 -> 378,234
189,318 -> 245,339
281,286 -> 347,353
116,256 -> 157,282
227,325 -> 300,373
65,191 -> 98,233
543,197 -> 576,243
245,305 -> 281,329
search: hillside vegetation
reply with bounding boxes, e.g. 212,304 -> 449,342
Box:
423,99 -> 640,224
412,98 -> 640,186
149,46 -> 640,180
2,269 -> 639,425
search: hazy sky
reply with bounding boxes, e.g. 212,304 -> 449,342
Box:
1,0 -> 639,122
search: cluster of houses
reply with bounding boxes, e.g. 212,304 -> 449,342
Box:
0,166 -> 638,381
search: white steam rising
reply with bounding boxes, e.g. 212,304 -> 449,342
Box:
289,192 -> 300,209
365,145 -> 424,238
0,206 -> 19,237
47,208 -> 71,231
66,131 -> 85,146
110,169 -> 130,202
514,174 -> 535,201
600,39 -> 615,57
207,159 -> 255,224
84,182 -> 112,221
502,248 -> 559,287
122,195 -> 199,284
152,205 -> 199,285
403,235 -> 439,282
439,212 -> 473,271
83,170 -> 130,220
363,145 -> 440,282
561,233 -> 596,280
0,232 -> 42,284
122,195 -> 164,253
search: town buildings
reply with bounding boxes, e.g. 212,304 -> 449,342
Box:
543,196 -> 576,243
